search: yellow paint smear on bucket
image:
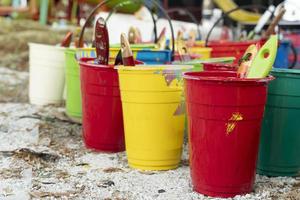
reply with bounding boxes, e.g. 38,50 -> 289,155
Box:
226,112 -> 243,135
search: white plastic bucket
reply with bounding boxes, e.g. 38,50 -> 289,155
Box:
29,43 -> 66,105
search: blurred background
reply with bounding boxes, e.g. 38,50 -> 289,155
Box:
0,0 -> 299,73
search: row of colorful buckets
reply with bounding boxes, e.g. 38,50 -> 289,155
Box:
78,57 -> 270,198
28,40 -> 300,197
74,58 -> 300,197
27,38 -> 292,108
63,45 -> 211,122
27,0 -> 299,197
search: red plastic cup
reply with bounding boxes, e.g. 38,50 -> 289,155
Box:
203,63 -> 238,71
79,58 -> 125,152
183,71 -> 273,198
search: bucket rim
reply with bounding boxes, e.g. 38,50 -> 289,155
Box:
65,47 -> 172,54
183,71 -> 274,83
79,57 -> 113,69
121,49 -> 171,53
172,57 -> 235,65
65,47 -> 95,53
174,53 -> 201,59
208,39 -> 263,46
271,68 -> 300,75
203,62 -> 238,68
188,47 -> 212,51
116,65 -> 193,71
79,57 -> 144,68
28,42 -> 65,51
110,43 -> 157,49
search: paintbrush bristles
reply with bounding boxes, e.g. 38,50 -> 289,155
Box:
95,17 -> 109,65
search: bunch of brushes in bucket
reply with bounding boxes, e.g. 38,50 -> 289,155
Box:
203,35 -> 279,79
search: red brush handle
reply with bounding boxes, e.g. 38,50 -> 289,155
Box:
122,56 -> 135,66
60,32 -> 73,47
95,18 -> 109,65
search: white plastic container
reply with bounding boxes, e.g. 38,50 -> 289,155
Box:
29,43 -> 66,105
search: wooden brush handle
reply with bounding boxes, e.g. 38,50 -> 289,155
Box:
264,7 -> 286,38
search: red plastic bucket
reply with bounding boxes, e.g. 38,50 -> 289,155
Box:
203,63 -> 238,71
208,40 -> 262,48
184,71 -> 273,198
79,58 -> 125,152
208,40 -> 265,64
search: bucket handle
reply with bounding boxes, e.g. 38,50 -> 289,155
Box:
105,1 -> 159,43
165,8 -> 201,40
204,5 -> 270,47
79,0 -> 176,61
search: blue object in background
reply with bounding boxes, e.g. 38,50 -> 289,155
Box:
136,50 -> 172,64
274,40 -> 291,69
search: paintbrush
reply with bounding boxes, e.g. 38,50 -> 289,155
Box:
177,30 -> 184,41
157,27 -> 166,41
247,35 -> 278,78
121,33 -> 135,66
177,40 -> 191,62
247,5 -> 275,40
114,50 -> 123,65
157,27 -> 167,50
74,27 -> 84,48
60,31 -> 73,47
74,39 -> 84,48
175,30 -> 191,61
94,17 -> 109,65
186,29 -> 197,47
128,26 -> 142,44
263,6 -> 286,38
237,44 -> 259,78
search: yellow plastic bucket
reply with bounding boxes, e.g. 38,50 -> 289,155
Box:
118,65 -> 192,170
194,40 -> 205,46
188,47 -> 212,59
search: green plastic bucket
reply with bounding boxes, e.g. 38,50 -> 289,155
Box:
65,48 -> 96,122
258,68 -> 300,177
173,57 -> 235,71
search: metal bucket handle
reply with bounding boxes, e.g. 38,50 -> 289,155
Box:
165,8 -> 201,40
79,0 -> 176,61
105,1 -> 159,42
204,5 -> 270,47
